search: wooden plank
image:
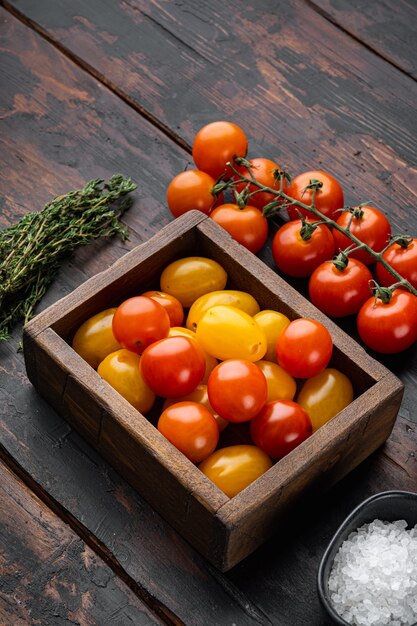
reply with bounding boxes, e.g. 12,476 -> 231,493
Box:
309,0 -> 417,79
0,459 -> 162,626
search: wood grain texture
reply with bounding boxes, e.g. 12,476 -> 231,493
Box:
309,0 -> 417,79
0,459 -> 162,626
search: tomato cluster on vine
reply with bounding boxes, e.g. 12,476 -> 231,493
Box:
166,121 -> 417,355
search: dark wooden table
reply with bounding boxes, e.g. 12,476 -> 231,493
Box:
1,1 -> 416,624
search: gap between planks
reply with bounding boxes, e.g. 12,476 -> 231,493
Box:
0,441 -> 185,626
304,0 -> 416,82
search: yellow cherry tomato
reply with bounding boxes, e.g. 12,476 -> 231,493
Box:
256,360 -> 296,402
253,310 -> 290,362
199,445 -> 273,498
97,349 -> 155,414
297,368 -> 353,431
186,290 -> 260,331
162,384 -> 228,431
160,257 -> 227,308
196,305 -> 267,361
168,326 -> 218,384
72,308 -> 121,369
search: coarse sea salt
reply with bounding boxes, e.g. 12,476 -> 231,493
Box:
328,519 -> 417,626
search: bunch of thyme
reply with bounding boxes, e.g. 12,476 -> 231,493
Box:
0,174 -> 136,340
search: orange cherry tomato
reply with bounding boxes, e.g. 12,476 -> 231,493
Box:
276,318 -> 333,378
232,157 -> 287,210
162,384 -> 228,431
199,445 -> 273,498
166,169 -> 222,218
72,308 -> 121,369
210,203 -> 268,253
192,121 -> 248,179
287,170 -> 344,221
297,368 -> 353,431
158,401 -> 219,463
112,296 -> 170,354
255,360 -> 296,402
160,257 -> 227,308
141,290 -> 184,327
168,326 -> 218,384
333,206 -> 391,265
207,359 -> 267,423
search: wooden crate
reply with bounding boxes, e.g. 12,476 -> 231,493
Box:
23,211 -> 404,571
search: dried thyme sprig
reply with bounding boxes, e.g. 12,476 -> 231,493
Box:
0,174 -> 136,340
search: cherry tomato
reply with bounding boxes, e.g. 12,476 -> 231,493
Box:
166,169 -> 222,218
196,305 -> 267,362
232,158 -> 286,210
72,308 -> 121,369
272,219 -> 335,277
158,401 -> 219,463
97,349 -> 155,414
141,290 -> 184,327
160,257 -> 227,308
210,203 -> 268,253
308,258 -> 373,317
186,290 -> 260,332
168,326 -> 218,384
276,318 -> 333,378
199,445 -> 273,498
162,384 -> 228,432
297,368 -> 353,431
192,121 -> 248,179
207,360 -> 267,423
140,336 -> 205,397
357,290 -> 417,354
112,296 -> 170,354
250,400 -> 312,460
287,171 -> 344,221
253,310 -> 290,362
255,360 -> 296,402
333,206 -> 391,265
376,238 -> 417,289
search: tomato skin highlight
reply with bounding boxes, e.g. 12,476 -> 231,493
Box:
210,203 -> 268,254
207,359 -> 268,423
141,290 -> 184,327
166,169 -> 221,218
112,296 -> 170,354
72,308 -> 121,369
357,290 -> 417,354
192,121 -> 248,179
276,318 -> 333,379
308,258 -> 373,317
272,219 -> 335,277
232,157 -> 286,210
333,206 -> 391,265
158,401 -> 219,463
250,400 -> 312,460
199,445 -> 273,498
287,170 -> 344,221
297,368 -> 353,431
140,336 -> 205,397
375,238 -> 417,289
160,257 -> 227,308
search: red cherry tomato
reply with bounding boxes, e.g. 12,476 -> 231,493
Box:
140,336 -> 205,397
158,401 -> 219,463
309,258 -> 373,317
272,219 -> 335,277
250,400 -> 312,460
112,296 -> 170,354
287,171 -> 344,221
333,206 -> 391,265
192,121 -> 248,179
207,359 -> 268,423
232,158 -> 286,210
166,170 -> 222,218
376,238 -> 417,289
276,318 -> 333,378
210,203 -> 268,253
141,290 -> 184,327
357,290 -> 417,354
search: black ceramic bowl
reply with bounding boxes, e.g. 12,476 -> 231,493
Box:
317,490 -> 417,626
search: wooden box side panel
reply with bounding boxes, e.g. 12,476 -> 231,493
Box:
216,374 -> 404,570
